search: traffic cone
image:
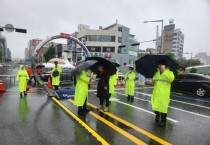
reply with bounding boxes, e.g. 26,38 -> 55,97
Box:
0,80 -> 6,93
47,77 -> 53,89
120,79 -> 123,86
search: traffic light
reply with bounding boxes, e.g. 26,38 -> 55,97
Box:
15,28 -> 27,33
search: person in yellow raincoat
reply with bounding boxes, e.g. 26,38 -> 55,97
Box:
109,71 -> 118,97
51,61 -> 62,90
74,69 -> 91,115
151,59 -> 175,127
125,65 -> 136,101
17,65 -> 29,97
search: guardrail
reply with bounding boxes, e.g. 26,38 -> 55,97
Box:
0,75 -> 16,84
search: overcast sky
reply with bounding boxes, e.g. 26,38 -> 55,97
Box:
1,0 -> 210,59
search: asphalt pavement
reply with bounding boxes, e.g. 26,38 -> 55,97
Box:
0,70 -> 210,145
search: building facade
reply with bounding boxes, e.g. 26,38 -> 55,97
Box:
26,39 -> 67,62
6,48 -> 11,61
0,33 -> 7,62
69,22 -> 139,63
157,20 -> 184,59
171,29 -> 184,58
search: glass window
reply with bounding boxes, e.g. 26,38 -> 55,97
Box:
118,37 -> 122,43
118,27 -> 122,32
176,75 -> 185,79
185,75 -> 200,80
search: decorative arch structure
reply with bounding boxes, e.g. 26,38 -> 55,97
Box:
31,33 -> 90,96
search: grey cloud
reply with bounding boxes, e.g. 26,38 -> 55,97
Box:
0,0 -> 210,58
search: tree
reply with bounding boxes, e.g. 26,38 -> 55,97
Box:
176,58 -> 203,68
44,46 -> 55,63
190,68 -> 197,73
208,72 -> 210,76
166,53 -> 176,61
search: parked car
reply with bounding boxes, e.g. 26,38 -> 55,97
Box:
171,73 -> 210,97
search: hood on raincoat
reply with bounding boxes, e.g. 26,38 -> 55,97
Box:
19,65 -> 24,69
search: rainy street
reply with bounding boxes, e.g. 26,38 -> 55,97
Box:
0,69 -> 210,145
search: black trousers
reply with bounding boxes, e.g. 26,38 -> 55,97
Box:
154,111 -> 167,122
53,85 -> 59,90
78,97 -> 87,111
83,98 -> 87,109
99,97 -> 109,107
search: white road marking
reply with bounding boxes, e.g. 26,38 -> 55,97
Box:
135,91 -> 210,110
93,92 -> 179,123
115,95 -> 179,123
117,92 -> 210,120
109,98 -> 120,101
89,87 -> 152,92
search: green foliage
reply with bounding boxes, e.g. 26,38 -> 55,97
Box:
196,70 -> 202,74
190,68 -> 197,73
166,53 -> 176,61
208,72 -> 210,76
44,46 -> 55,63
176,58 -> 203,68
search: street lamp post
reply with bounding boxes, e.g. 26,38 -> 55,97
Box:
144,20 -> 164,54
118,39 -> 157,58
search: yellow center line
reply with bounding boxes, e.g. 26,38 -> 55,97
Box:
87,102 -> 172,145
51,97 -> 109,145
69,99 -> 147,145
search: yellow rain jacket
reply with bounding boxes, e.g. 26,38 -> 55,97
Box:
151,68 -> 175,113
109,71 -> 118,95
17,65 -> 29,92
52,66 -> 62,86
74,70 -> 89,107
125,71 -> 136,96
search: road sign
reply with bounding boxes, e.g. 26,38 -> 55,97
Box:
5,24 -> 14,32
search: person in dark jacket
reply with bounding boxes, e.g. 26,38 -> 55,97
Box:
96,64 -> 110,112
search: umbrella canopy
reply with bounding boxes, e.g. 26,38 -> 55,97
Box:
48,58 -> 65,64
135,54 -> 179,78
86,57 -> 117,76
36,64 -> 45,69
60,59 -> 75,69
42,63 -> 54,68
111,61 -> 121,67
69,60 -> 97,76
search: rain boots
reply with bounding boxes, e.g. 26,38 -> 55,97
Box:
78,106 -> 85,115
131,96 -> 134,101
83,102 -> 90,113
154,111 -> 167,127
127,95 -> 134,101
154,111 -> 160,122
159,113 -> 167,127
127,95 -> 130,101
24,91 -> 27,96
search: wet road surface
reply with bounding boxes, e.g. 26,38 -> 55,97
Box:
0,71 -> 210,145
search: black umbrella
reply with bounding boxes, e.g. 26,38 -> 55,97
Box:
36,64 -> 45,69
69,60 -> 97,76
86,57 -> 117,76
135,54 -> 179,78
111,61 -> 121,67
